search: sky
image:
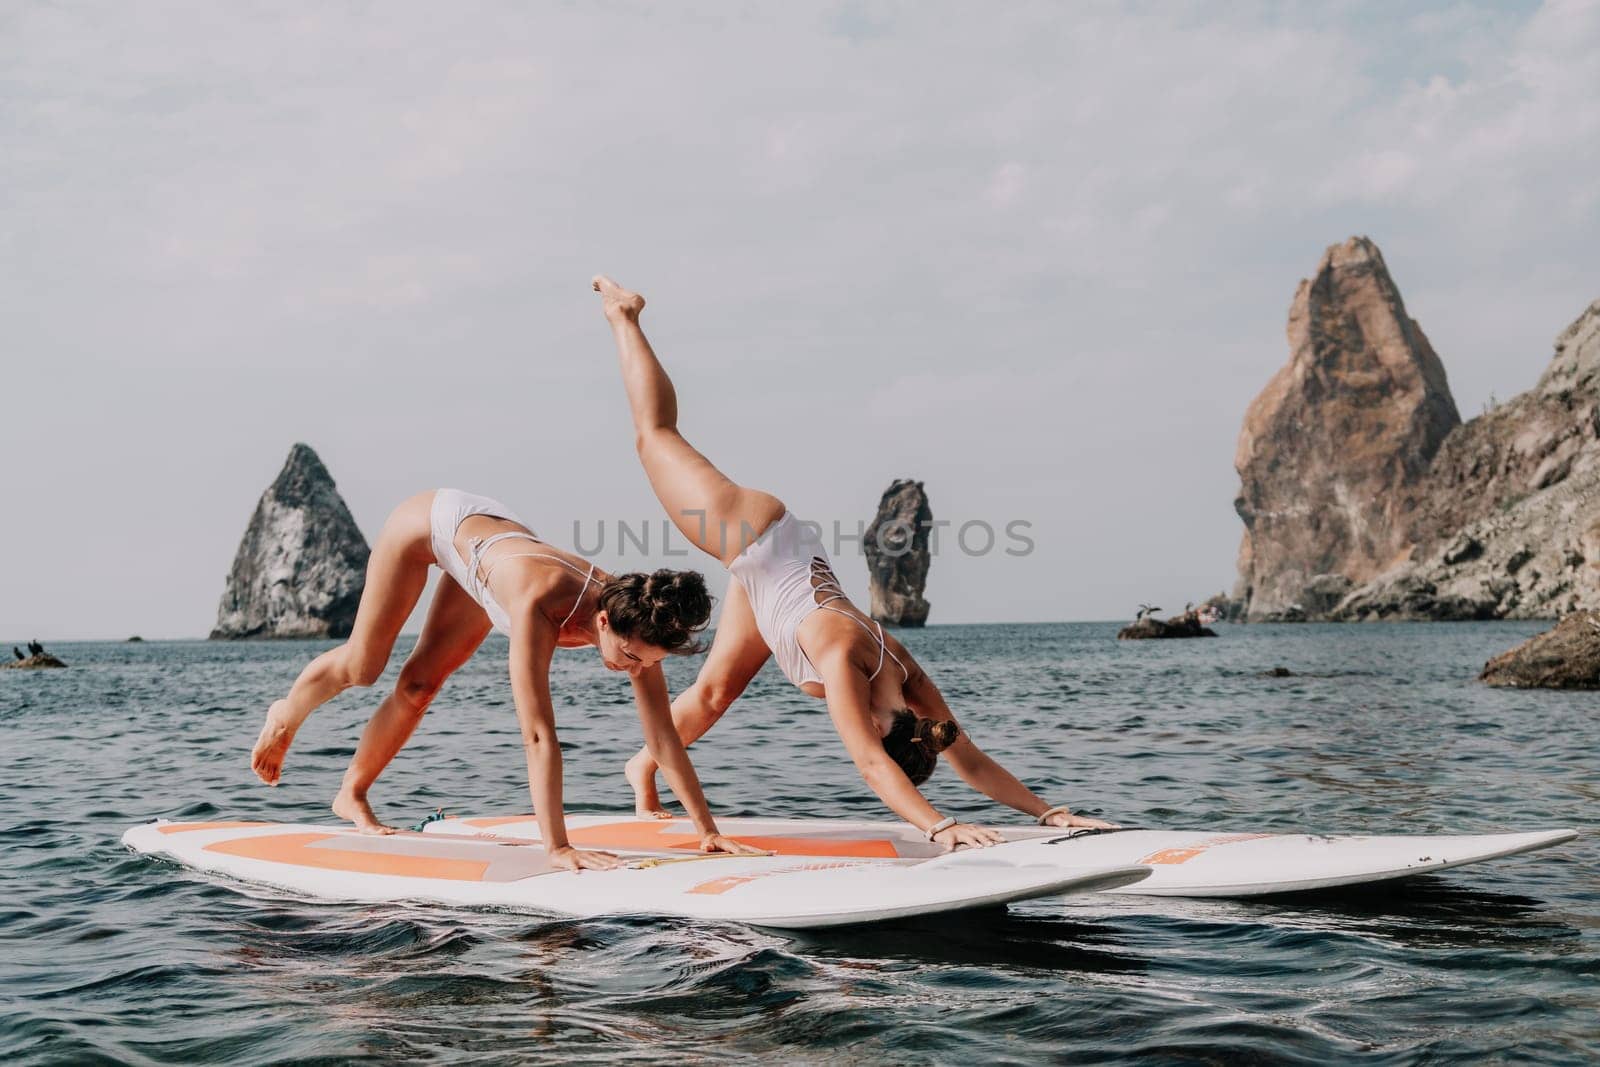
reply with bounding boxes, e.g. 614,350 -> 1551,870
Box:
3,0 -> 1598,640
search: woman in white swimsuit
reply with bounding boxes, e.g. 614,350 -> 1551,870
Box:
592,276 -> 1117,850
249,488 -> 761,870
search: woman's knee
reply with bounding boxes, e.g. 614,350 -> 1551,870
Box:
394,664 -> 446,715
697,672 -> 751,716
341,644 -> 391,688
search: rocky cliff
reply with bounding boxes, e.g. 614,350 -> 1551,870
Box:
211,444 -> 370,639
1333,300 -> 1600,620
864,479 -> 932,627
1232,237 -> 1461,621
1230,232 -> 1600,622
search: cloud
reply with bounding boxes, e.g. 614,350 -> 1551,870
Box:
1,1 -> 1596,635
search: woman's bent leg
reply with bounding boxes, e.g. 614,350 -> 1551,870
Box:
250,492 -> 436,785
332,574 -> 492,832
627,579 -> 772,815
594,275 -> 784,567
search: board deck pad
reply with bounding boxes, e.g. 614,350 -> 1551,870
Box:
426,814 -> 1579,898
123,820 -> 1150,928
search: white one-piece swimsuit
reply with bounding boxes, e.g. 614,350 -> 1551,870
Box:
428,488 -> 595,636
729,511 -> 907,690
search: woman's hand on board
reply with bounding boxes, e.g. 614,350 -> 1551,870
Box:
548,845 -> 624,872
932,823 -> 1006,850
1042,811 -> 1120,830
700,832 -> 771,857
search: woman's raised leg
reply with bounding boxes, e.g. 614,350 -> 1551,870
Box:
332,574 -> 492,832
250,492 -> 436,785
593,275 -> 784,567
625,578 -> 772,816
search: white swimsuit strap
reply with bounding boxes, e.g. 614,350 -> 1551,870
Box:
469,533 -> 598,619
814,606 -> 908,683
808,564 -> 908,683
876,619 -> 909,681
557,563 -> 598,632
467,532 -> 541,600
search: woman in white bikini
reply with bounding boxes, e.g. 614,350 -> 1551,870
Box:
592,276 -> 1117,849
248,488 -> 761,870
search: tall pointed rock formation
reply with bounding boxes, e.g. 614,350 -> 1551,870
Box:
211,444 -> 370,639
1232,237 -> 1461,620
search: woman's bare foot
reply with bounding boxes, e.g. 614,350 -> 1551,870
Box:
592,275 -> 645,323
251,700 -> 299,785
625,751 -> 672,819
332,787 -> 397,835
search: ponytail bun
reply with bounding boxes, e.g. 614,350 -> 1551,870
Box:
913,718 -> 960,753
882,711 -> 959,785
598,569 -> 713,654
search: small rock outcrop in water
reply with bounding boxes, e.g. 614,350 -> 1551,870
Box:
211,444 -> 370,639
1480,611 -> 1600,689
864,479 -> 932,627
1117,608 -> 1217,640
1232,237 -> 1461,621
2,653 -> 67,670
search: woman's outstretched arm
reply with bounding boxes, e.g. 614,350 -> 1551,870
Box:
902,663 -> 1118,829
629,663 -> 766,855
816,651 -> 1004,849
507,610 -> 623,872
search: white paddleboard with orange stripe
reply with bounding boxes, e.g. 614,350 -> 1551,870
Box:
427,815 -> 1578,897
121,820 -> 1150,928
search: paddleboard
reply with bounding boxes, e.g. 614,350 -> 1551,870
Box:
122,820 -> 1150,929
427,814 -> 1579,898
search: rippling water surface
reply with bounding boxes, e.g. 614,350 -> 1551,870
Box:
2,623 -> 1596,1063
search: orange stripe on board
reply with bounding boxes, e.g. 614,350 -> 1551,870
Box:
157,821 -> 273,835
566,821 -> 900,859
1138,833 -> 1274,866
459,817 -> 901,858
1139,847 -> 1206,865
688,873 -> 763,896
204,833 -> 491,882
689,860 -> 866,895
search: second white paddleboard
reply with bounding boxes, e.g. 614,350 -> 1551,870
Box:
427,814 -> 1578,897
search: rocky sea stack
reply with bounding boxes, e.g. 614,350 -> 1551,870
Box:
211,444 -> 370,640
864,479 -> 932,627
1233,237 -> 1459,622
1480,611 -> 1600,689
1231,236 -> 1600,621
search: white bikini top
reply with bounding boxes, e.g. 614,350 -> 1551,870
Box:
467,531 -> 597,635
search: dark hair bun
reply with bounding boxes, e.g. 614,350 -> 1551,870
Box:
597,569 -> 712,655
882,711 -> 959,785
913,718 -> 960,753
642,570 -> 712,629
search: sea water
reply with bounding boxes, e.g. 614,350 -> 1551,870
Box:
1,622 -> 1596,1063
